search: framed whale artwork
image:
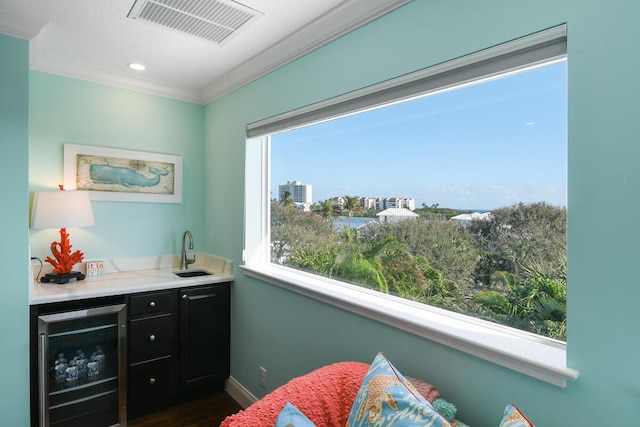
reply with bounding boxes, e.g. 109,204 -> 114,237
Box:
64,144 -> 183,203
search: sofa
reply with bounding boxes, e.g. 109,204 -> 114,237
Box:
221,361 -> 370,427
221,353 -> 535,427
220,357 -> 468,427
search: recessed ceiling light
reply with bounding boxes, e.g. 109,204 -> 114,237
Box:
128,63 -> 146,71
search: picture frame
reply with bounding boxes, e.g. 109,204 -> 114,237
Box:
64,144 -> 183,203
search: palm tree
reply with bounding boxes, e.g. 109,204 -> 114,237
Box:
288,227 -> 461,305
468,257 -> 567,340
281,190 -> 293,206
314,199 -> 335,218
342,195 -> 362,228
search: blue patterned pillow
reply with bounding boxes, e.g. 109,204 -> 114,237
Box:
499,404 -> 534,427
346,352 -> 452,427
274,402 -> 317,427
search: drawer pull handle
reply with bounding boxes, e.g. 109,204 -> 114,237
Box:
149,301 -> 156,307
149,378 -> 156,385
149,334 -> 156,341
182,294 -> 187,299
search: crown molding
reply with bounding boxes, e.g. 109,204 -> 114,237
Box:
1,0 -> 411,105
0,11 -> 47,40
29,25 -> 203,103
199,0 -> 412,104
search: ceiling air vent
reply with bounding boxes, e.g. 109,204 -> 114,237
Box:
128,0 -> 263,45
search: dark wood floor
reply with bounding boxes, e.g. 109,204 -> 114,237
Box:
128,391 -> 243,427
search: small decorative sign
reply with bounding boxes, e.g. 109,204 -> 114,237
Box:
86,261 -> 104,277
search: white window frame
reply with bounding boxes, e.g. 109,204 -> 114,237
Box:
241,25 -> 579,387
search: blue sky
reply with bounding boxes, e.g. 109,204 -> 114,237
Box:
271,61 -> 567,211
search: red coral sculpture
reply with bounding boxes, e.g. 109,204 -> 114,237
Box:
45,228 -> 85,275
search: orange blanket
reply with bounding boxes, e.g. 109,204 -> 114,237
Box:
220,361 -> 443,427
220,362 -> 369,427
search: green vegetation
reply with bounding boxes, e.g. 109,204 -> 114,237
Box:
415,203 -> 463,220
270,200 -> 567,340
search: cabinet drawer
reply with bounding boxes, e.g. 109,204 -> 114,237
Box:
129,357 -> 177,408
129,314 -> 174,362
129,290 -> 174,318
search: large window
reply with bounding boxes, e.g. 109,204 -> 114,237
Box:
269,58 -> 567,338
243,25 -> 579,386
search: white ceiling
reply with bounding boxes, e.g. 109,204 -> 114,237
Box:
0,0 -> 409,104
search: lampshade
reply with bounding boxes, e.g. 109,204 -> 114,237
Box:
31,190 -> 95,229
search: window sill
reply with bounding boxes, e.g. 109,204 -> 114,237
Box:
240,263 -> 579,387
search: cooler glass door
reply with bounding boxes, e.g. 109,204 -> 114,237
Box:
38,304 -> 127,427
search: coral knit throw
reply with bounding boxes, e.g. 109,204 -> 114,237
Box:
220,362 -> 370,427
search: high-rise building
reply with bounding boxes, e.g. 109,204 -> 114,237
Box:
279,180 -> 312,204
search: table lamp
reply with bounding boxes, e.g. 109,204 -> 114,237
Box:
31,186 -> 95,284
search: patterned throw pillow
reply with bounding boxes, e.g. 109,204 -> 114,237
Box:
274,402 -> 317,427
346,352 -> 453,427
499,404 -> 534,427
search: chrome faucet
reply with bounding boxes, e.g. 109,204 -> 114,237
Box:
180,230 -> 196,270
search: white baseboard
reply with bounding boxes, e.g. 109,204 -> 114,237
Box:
225,376 -> 258,409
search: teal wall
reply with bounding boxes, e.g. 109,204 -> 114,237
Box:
0,34 -> 30,425
28,73 -> 207,260
4,0 -> 637,425
205,1 -> 639,425
25,58 -> 205,427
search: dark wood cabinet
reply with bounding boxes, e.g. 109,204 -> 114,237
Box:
127,289 -> 178,414
31,281 -> 231,425
179,284 -> 230,392
127,282 -> 230,418
128,357 -> 176,408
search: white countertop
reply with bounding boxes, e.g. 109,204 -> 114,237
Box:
30,253 -> 234,305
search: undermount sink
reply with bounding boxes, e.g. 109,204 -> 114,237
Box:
173,269 -> 213,278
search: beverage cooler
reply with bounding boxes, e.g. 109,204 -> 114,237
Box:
37,303 -> 127,427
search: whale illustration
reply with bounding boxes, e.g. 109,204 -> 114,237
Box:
89,164 -> 169,188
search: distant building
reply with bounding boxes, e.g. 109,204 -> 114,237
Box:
279,180 -> 312,204
450,211 -> 492,227
330,195 -> 416,211
330,196 -> 345,207
360,197 -> 377,210
385,197 -> 402,209
376,208 -> 420,223
294,202 -> 312,212
402,198 -> 415,210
